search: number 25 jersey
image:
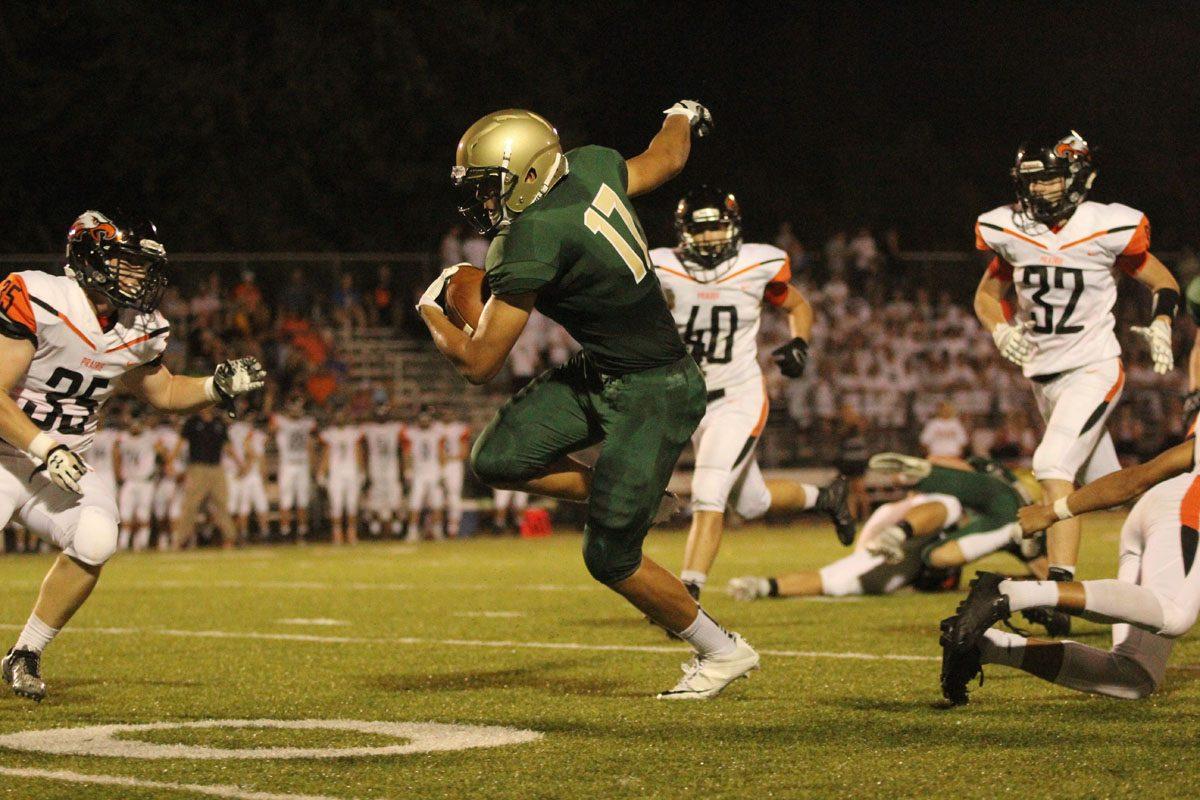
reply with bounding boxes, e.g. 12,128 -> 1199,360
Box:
0,270 -> 169,453
651,243 -> 792,392
975,201 -> 1150,378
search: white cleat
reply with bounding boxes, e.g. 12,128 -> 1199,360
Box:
867,452 -> 932,480
727,576 -> 771,602
656,634 -> 760,700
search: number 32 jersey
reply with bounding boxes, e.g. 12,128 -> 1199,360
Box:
0,270 -> 169,453
975,201 -> 1150,378
651,243 -> 791,392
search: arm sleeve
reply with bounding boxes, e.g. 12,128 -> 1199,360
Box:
486,221 -> 561,296
0,274 -> 38,344
763,257 -> 793,308
1115,215 -> 1151,276
974,222 -> 992,253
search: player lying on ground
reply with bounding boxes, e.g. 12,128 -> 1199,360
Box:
420,103 -> 760,700
973,130 -> 1179,586
939,416 -> 1200,704
728,455 -> 1061,632
652,186 -> 855,603
0,211 -> 265,702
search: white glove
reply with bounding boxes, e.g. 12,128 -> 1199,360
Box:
206,357 -> 267,416
416,265 -> 460,313
867,525 -> 907,564
1131,318 -> 1174,374
29,432 -> 86,494
663,100 -> 713,138
991,319 -> 1035,367
727,576 -> 770,602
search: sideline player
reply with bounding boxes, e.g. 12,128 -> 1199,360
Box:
318,408 -> 363,545
0,211 -> 264,701
116,411 -> 160,551
229,410 -> 270,542
940,335 -> 1200,704
420,102 -> 760,699
652,186 -> 855,601
403,406 -> 444,542
492,487 -> 528,533
436,407 -> 470,538
973,131 -> 1179,584
362,403 -> 404,536
90,416 -> 121,510
271,396 -> 316,541
152,415 -> 185,550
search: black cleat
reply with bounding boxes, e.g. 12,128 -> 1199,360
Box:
817,475 -> 857,546
943,571 -> 1011,652
939,617 -> 983,705
2,647 -> 45,702
1021,606 -> 1072,637
684,582 -> 702,602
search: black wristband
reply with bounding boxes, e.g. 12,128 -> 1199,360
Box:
1151,288 -> 1180,321
767,577 -> 779,597
897,520 -> 915,540
1047,566 -> 1075,582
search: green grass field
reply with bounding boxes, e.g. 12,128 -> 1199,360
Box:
0,513 -> 1195,799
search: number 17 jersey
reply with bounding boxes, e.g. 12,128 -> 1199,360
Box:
651,243 -> 791,392
975,201 -> 1150,377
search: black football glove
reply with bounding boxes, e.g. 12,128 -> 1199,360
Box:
771,337 -> 809,378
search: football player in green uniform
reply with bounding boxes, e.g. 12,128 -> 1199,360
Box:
417,103 -> 759,700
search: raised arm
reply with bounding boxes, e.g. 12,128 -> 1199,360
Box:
625,101 -> 711,198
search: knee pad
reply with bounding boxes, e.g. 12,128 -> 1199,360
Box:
581,525 -> 643,585
1158,598 -> 1197,639
70,507 -> 119,566
690,466 -> 732,514
732,479 -> 771,521
1031,434 -> 1075,483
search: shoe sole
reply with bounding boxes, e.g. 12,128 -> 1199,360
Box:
2,660 -> 44,703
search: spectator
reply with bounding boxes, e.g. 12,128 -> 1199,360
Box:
823,230 -> 849,279
189,273 -> 222,324
462,229 -> 489,268
331,272 -> 366,330
368,264 -> 396,326
919,401 -> 968,458
280,267 -> 313,316
439,223 -> 465,267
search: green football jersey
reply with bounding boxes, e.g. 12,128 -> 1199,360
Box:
485,145 -> 686,374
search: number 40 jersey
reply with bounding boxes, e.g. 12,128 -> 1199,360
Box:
975,200 -> 1150,378
651,243 -> 792,392
0,270 -> 169,453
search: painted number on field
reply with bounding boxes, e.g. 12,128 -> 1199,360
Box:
0,719 -> 543,760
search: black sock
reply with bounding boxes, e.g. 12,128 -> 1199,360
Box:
767,577 -> 780,597
1048,566 -> 1075,582
684,582 -> 702,601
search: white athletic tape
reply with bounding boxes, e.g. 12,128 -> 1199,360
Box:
0,719 -> 543,760
0,768 -> 350,800
0,623 -> 937,662
275,618 -> 350,627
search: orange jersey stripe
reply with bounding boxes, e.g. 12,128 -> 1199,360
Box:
1105,363 -> 1126,403
715,258 -> 786,285
0,274 -> 37,335
1180,474 -> 1200,532
999,227 -> 1048,250
58,314 -> 95,350
655,265 -> 696,283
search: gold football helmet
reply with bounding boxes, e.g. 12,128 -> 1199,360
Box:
452,109 -> 568,234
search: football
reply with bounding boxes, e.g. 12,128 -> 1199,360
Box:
445,263 -> 489,331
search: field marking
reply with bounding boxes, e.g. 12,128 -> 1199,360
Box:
0,579 -> 596,593
0,719 -> 543,760
0,623 -> 938,662
453,611 -> 526,618
0,767 -> 358,800
276,618 -> 350,627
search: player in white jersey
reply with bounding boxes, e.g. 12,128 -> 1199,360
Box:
89,418 -> 121,502
153,417 -> 186,549
403,406 -> 444,542
228,410 -> 269,542
974,131 -> 1179,584
435,408 -> 471,538
0,211 -> 265,701
270,396 -> 316,541
361,404 -> 404,536
116,412 -> 162,552
943,400 -> 1200,703
651,186 -> 856,600
318,409 -> 364,545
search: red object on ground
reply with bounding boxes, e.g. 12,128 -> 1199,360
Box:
519,508 -> 552,539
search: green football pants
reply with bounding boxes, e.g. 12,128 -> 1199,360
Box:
471,352 -> 706,584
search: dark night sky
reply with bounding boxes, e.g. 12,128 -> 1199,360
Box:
3,2 -> 1198,253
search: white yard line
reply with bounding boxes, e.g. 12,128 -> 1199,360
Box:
0,767 -> 361,800
0,623 -> 937,662
0,579 -> 595,592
